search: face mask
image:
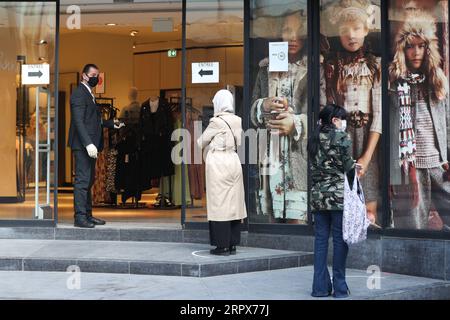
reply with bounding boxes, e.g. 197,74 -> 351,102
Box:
341,120 -> 347,131
87,76 -> 99,87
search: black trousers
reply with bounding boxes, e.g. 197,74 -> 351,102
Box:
73,150 -> 96,218
209,220 -> 241,248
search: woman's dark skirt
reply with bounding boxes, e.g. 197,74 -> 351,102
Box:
209,220 -> 241,248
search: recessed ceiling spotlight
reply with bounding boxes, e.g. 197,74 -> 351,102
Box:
130,30 -> 139,37
106,23 -> 117,26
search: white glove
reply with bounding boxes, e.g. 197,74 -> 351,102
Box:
86,144 -> 98,159
114,122 -> 125,129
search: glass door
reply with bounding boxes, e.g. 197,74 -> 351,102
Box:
0,1 -> 57,221
183,0 -> 244,224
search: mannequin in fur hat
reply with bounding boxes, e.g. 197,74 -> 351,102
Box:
388,12 -> 450,231
321,0 -> 382,227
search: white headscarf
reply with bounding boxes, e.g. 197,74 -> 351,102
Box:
213,89 -> 234,115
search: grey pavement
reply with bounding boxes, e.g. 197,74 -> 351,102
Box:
0,266 -> 448,300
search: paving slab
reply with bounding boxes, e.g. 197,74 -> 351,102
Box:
0,266 -> 448,300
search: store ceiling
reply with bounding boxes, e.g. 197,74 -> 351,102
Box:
59,1 -> 243,45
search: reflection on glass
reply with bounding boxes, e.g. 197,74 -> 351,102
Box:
0,2 -> 56,219
388,0 -> 450,231
320,0 -> 382,228
250,2 -> 308,224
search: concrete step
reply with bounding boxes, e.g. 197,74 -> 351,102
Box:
0,239 -> 314,277
0,224 -> 216,244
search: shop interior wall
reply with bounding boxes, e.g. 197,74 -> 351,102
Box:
0,27 -> 18,197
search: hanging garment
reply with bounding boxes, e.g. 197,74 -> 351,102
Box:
115,124 -> 142,203
105,148 -> 119,194
139,98 -> 175,190
187,112 -> 205,200
160,116 -> 191,206
92,128 -> 110,205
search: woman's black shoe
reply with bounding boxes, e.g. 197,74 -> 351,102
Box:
210,247 -> 230,256
229,246 -> 237,255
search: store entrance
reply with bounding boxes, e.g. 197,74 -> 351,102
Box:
57,1 -> 206,226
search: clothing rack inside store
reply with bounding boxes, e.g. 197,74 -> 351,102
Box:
141,97 -> 177,210
93,97 -> 147,209
168,96 -> 201,115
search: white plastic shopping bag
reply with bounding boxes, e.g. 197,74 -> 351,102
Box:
343,172 -> 370,245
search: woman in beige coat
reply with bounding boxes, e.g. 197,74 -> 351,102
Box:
197,89 -> 247,256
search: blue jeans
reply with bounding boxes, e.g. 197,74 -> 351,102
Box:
312,210 -> 349,298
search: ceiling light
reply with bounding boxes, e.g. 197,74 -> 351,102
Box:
106,23 -> 117,26
130,30 -> 139,37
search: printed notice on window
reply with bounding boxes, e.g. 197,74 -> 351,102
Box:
268,42 -> 288,72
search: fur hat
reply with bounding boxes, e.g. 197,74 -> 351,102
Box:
389,11 -> 448,100
322,0 -> 374,36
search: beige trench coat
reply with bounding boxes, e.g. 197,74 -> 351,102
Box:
197,112 -> 247,222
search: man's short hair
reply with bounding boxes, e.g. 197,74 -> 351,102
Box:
81,64 -> 99,75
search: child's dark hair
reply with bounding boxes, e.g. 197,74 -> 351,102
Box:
307,104 -> 347,158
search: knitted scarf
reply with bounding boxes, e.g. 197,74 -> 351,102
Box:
396,72 -> 426,208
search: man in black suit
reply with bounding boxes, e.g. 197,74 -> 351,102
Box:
68,64 -> 124,228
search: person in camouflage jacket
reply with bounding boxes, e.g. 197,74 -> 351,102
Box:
310,128 -> 356,211
308,104 -> 356,298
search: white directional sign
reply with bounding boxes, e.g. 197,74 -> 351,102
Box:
21,64 -> 50,85
192,62 -> 219,84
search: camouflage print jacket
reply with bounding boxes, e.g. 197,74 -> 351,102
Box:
310,128 -> 356,212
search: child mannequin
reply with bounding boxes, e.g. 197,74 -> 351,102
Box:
321,0 -> 382,227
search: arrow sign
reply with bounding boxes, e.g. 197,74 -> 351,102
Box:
28,71 -> 43,78
192,62 -> 219,84
199,69 -> 213,77
22,64 -> 49,85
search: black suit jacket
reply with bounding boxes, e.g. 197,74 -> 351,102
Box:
68,84 -> 114,152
